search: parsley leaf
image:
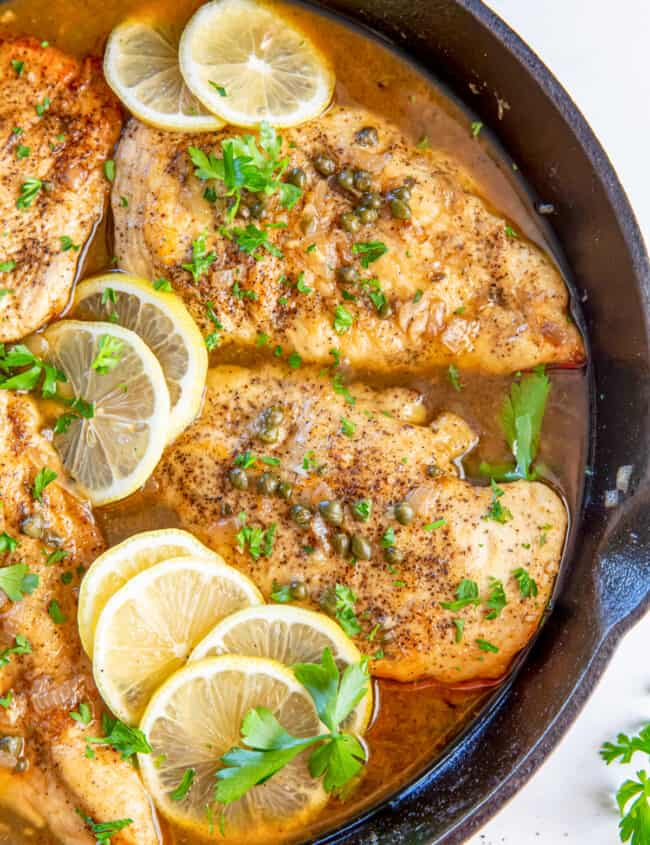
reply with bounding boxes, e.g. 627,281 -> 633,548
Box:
617,771 -> 650,844
48,598 -> 67,624
352,241 -> 388,268
476,638 -> 499,653
70,701 -> 93,726
485,577 -> 507,620
91,335 -> 123,375
182,233 -> 216,283
232,224 -> 283,260
33,466 -> 57,501
0,563 -> 39,601
333,304 -> 354,335
448,364 -> 463,392
340,417 -> 355,437
86,714 -> 152,760
170,767 -> 196,801
235,513 -> 276,560
60,235 -> 80,252
16,177 -> 42,209
103,160 -> 115,182
441,578 -> 480,612
0,531 -> 17,553
352,498 -> 372,522
601,726 -> 650,766
0,634 -> 31,668
497,368 -> 551,480
75,809 -> 133,844
512,567 -> 538,598
330,584 -> 361,636
484,478 -> 513,523
153,277 -> 172,292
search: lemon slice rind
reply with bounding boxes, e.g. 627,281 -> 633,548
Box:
104,19 -> 225,132
138,655 -> 329,841
92,556 -> 264,725
73,274 -> 207,444
78,528 -> 219,658
178,0 -> 335,128
190,604 -> 373,734
42,320 -> 170,507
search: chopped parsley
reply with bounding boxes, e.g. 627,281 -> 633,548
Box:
295,271 -> 312,293
209,81 -> 227,97
205,300 -> 223,350
333,304 -> 354,335
471,121 -> 483,138
182,232 -> 216,282
60,235 -> 80,252
0,634 -> 31,668
505,224 -> 518,238
447,364 -> 463,392
484,478 -> 513,523
91,335 -> 124,375
287,351 -> 302,369
352,499 -> 372,522
452,619 -> 465,642
0,563 -> 39,601
16,144 -> 30,159
153,277 -> 172,292
16,177 -> 42,209
340,417 -> 355,437
476,638 -> 499,653
329,584 -> 361,636
352,240 -> 388,268
103,159 -> 115,182
86,714 -> 152,760
441,578 -> 480,612
0,532 -> 17,553
75,809 -> 133,843
235,513 -> 276,560
170,768 -> 197,801
381,527 -> 396,548
485,578 -> 507,619
33,466 -> 57,501
35,96 -> 50,116
424,519 -> 446,531
0,261 -> 16,272
232,224 -> 283,260
70,702 -> 92,726
513,567 -> 539,598
47,599 -> 67,624
11,59 -> 24,75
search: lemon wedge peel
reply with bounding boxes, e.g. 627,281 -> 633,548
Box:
138,655 -> 329,840
178,0 -> 335,128
92,556 -> 264,725
42,319 -> 170,507
190,603 -> 373,734
104,19 -> 225,132
78,528 -> 219,658
73,273 -> 207,444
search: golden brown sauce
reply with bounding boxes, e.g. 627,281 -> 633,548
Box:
0,1 -> 588,842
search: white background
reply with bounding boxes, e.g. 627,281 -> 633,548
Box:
469,2 -> 650,843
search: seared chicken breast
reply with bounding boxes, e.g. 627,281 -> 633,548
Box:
153,366 -> 566,684
0,37 -> 121,342
113,109 -> 583,374
0,392 -> 158,844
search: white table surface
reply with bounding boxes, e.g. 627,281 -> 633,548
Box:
468,2 -> 650,844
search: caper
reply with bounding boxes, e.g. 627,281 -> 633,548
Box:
427,464 -> 442,478
355,126 -> 379,146
238,204 -> 251,220
277,481 -> 293,500
257,426 -> 279,444
378,300 -> 393,319
337,265 -> 359,285
0,736 -> 23,757
290,580 -> 308,601
360,191 -> 382,210
332,532 -> 351,556
384,546 -> 404,565
291,504 -> 312,528
340,212 -> 361,233
357,207 -> 379,224
336,169 -> 355,192
394,501 -> 414,525
266,407 -> 284,427
19,514 -> 44,539
390,198 -> 412,220
391,185 -> 412,202
351,533 -> 372,560
257,472 -> 279,496
286,167 -> 307,189
353,170 -> 372,192
314,154 -> 336,176
249,201 -> 268,220
229,467 -> 249,490
221,502 -> 233,516
14,757 -> 29,773
318,499 -> 344,526
319,586 -> 337,615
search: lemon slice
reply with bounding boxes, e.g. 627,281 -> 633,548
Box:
190,605 -> 373,735
179,0 -> 335,128
40,320 -> 170,507
93,556 -> 263,724
139,656 -> 328,842
78,529 -> 219,659
73,274 -> 207,444
104,19 -> 224,132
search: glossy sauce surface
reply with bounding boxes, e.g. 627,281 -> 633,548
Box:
0,1 -> 588,842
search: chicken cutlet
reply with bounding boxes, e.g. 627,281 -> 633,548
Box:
0,391 -> 158,844
152,366 -> 566,684
0,37 -> 121,342
112,108 -> 584,375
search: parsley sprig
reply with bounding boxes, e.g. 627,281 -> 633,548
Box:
481,367 -> 550,481
214,648 -> 369,804
86,713 -> 152,760
188,122 -> 301,223
75,809 -> 133,845
601,724 -> 650,843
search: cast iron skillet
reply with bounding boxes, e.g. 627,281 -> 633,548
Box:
300,1 -> 650,843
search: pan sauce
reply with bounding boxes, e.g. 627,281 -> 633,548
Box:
0,0 -> 588,842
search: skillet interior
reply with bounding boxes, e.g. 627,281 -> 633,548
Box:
290,1 -> 650,843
